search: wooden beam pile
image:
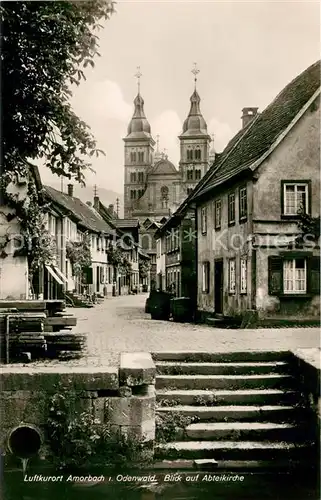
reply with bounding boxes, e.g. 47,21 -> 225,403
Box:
0,300 -> 86,363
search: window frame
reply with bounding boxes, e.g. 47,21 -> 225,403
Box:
240,258 -> 247,294
228,258 -> 236,294
130,151 -> 137,163
281,180 -> 311,218
283,258 -> 307,295
239,186 -> 248,222
228,192 -> 236,226
214,199 -> 222,230
195,169 -> 201,181
201,206 -> 207,235
202,261 -> 210,293
130,172 -> 136,183
187,169 -> 194,181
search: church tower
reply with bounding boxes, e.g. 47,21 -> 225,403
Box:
179,64 -> 211,197
123,67 -> 155,218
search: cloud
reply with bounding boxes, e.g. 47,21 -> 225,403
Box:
208,117 -> 235,153
72,80 -> 132,123
150,110 -> 182,166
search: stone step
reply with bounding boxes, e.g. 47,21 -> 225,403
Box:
156,361 -> 289,376
153,351 -> 291,363
155,440 -> 315,461
156,389 -> 299,406
150,458 -> 309,471
156,404 -> 299,422
156,374 -> 294,391
182,422 -> 299,441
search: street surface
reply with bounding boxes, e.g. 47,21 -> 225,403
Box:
70,294 -> 320,367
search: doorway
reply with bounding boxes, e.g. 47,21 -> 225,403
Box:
214,259 -> 224,314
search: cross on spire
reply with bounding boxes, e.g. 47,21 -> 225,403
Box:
211,133 -> 215,143
135,66 -> 142,93
191,62 -> 200,89
94,184 -> 98,197
156,134 -> 160,152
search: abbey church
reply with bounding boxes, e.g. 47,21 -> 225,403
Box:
123,74 -> 216,221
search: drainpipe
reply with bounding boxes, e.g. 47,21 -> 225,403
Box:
6,314 -> 12,364
8,424 -> 42,459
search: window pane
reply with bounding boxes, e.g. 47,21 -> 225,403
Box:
295,258 -> 305,269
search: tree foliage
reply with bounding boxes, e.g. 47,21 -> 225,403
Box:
139,259 -> 150,279
1,1 -> 115,183
296,210 -> 320,244
66,233 -> 92,276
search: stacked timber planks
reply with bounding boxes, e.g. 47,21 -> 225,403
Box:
0,300 -> 86,363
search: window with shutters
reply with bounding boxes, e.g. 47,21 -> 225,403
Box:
268,255 -> 320,296
229,259 -> 236,293
202,262 -> 210,293
282,182 -> 309,216
130,172 -> 136,183
138,171 -> 144,182
201,206 -> 207,235
228,192 -> 235,225
240,258 -> 247,294
283,258 -> 307,293
138,152 -> 144,162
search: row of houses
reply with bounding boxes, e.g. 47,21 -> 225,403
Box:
155,61 -> 320,322
0,170 -> 151,302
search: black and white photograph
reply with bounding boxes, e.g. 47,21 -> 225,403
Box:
0,1 -> 320,499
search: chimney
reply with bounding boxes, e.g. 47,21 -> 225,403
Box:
241,107 -> 258,128
109,204 -> 114,213
67,184 -> 74,197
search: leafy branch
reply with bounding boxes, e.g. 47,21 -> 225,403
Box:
66,233 -> 92,276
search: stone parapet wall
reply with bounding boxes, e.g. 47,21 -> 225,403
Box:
290,348 -> 321,474
0,353 -> 156,460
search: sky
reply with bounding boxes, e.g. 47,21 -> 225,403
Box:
40,0 -> 320,198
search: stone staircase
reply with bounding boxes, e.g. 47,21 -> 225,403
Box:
153,351 -> 316,470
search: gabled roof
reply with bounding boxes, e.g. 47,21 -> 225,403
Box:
194,60 -> 321,199
114,219 -> 140,229
44,186 -> 116,236
95,199 -> 118,230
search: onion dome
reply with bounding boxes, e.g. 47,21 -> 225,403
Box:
180,89 -> 210,138
126,93 -> 152,139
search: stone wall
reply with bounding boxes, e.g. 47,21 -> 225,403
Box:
290,348 -> 320,473
0,352 -> 156,460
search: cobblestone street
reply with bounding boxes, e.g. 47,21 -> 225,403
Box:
70,294 -> 320,366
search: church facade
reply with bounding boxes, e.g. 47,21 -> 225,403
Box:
123,82 -> 215,221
